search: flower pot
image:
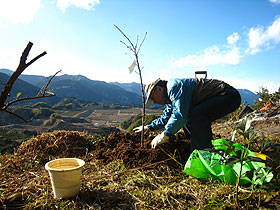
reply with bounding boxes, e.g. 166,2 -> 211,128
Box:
45,158 -> 85,198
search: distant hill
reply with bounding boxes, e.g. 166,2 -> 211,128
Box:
0,68 -> 46,87
50,75 -> 141,105
111,80 -> 259,106
0,72 -> 58,105
237,89 -> 258,106
0,69 -> 142,105
110,82 -> 142,96
0,72 -> 39,98
0,68 -> 258,106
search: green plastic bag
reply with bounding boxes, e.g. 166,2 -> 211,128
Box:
183,139 -> 273,185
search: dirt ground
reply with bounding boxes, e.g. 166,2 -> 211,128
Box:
1,116 -> 279,209
90,116 -> 280,170
90,131 -> 191,169
13,117 -> 280,171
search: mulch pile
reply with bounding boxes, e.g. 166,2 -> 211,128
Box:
14,130 -> 94,166
91,131 -> 191,168
1,129 -> 279,209
0,130 -> 191,209
12,130 -> 191,169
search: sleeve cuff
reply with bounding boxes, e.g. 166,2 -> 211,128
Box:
164,130 -> 171,136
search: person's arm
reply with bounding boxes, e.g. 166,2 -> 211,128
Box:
164,79 -> 195,135
148,104 -> 172,130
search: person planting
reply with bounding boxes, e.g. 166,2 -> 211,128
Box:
133,77 -> 241,151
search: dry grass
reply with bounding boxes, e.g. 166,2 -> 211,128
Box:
1,129 -> 279,210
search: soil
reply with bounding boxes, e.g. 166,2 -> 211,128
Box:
13,117 -> 280,171
90,131 -> 191,169
2,117 -> 280,209
13,130 -> 191,170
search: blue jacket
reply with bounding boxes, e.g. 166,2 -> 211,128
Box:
148,78 -> 196,135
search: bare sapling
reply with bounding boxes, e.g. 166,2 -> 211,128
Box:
0,41 -> 60,122
115,25 -> 147,147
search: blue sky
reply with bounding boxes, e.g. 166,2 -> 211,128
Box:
0,0 -> 280,93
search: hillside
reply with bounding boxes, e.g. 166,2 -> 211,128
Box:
114,82 -> 259,106
0,69 -> 142,105
0,114 -> 279,209
0,72 -> 58,105
238,89 -> 258,105
0,81 -> 279,209
0,68 -> 258,106
0,72 -> 39,98
50,75 -> 142,105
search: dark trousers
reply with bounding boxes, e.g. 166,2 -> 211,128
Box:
185,86 -> 241,151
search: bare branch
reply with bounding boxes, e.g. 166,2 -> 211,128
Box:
114,24 -> 136,52
2,69 -> 61,119
4,109 -> 32,123
115,25 -> 147,147
26,51 -> 47,68
135,35 -> 139,50
4,93 -> 55,109
39,70 -> 61,96
137,32 -> 147,54
0,41 -> 58,122
120,41 -> 133,51
0,41 -> 47,108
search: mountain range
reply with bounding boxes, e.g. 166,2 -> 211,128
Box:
0,68 -> 258,106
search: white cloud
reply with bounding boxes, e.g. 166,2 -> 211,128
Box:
56,0 -> 100,12
269,0 -> 280,4
0,0 -> 40,29
227,32 -> 240,45
247,17 -> 280,54
172,33 -> 242,68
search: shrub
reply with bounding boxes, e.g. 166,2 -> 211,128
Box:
32,102 -> 51,108
49,113 -> 61,125
121,114 -> 158,132
32,107 -> 55,118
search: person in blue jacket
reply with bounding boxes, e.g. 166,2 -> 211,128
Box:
133,77 -> 241,151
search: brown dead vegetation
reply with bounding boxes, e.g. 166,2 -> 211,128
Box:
0,119 -> 279,209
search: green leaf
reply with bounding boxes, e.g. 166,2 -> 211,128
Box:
245,156 -> 266,164
16,92 -> 22,99
225,156 -> 241,166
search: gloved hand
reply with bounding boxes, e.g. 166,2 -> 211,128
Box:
133,125 -> 149,133
151,132 -> 169,148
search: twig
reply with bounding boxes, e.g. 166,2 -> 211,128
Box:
4,93 -> 55,109
114,25 -> 135,51
0,42 -> 59,122
115,25 -> 147,147
39,70 -> 61,96
159,146 -> 183,167
137,32 -> 147,54
4,109 -> 32,123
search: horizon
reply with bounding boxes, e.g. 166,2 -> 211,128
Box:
0,68 -> 260,96
0,0 -> 280,94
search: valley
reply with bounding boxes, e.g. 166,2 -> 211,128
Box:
0,99 -> 163,154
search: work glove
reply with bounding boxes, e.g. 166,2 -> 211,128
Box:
133,125 -> 149,133
151,132 -> 169,148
